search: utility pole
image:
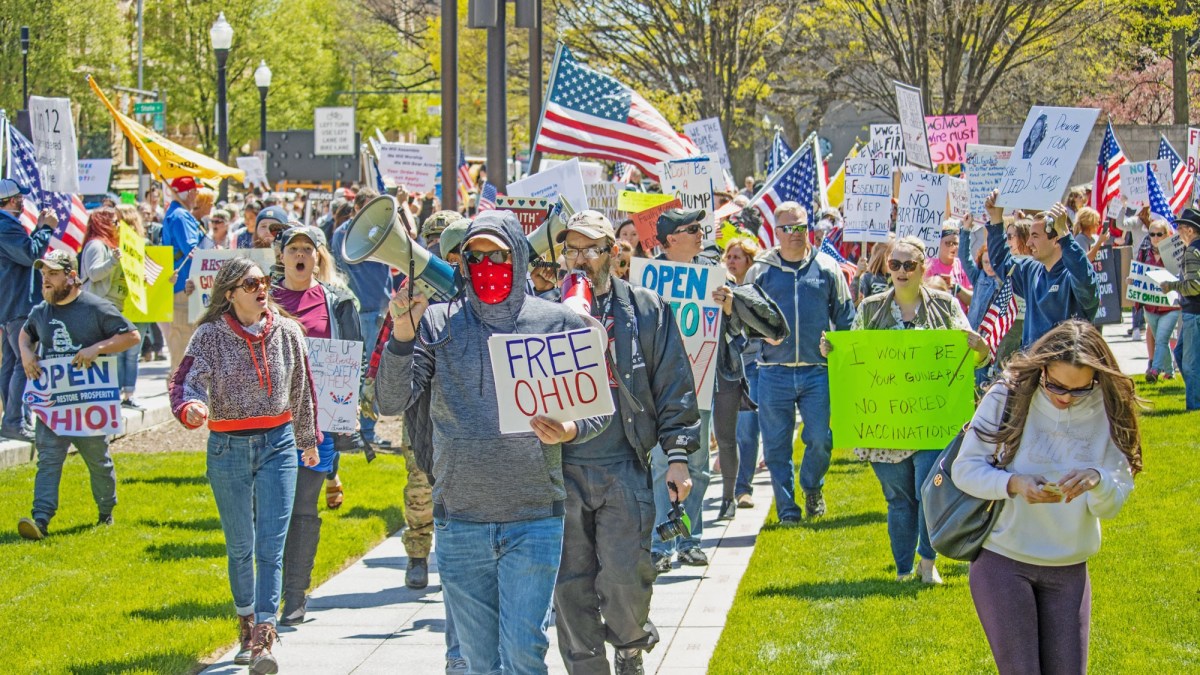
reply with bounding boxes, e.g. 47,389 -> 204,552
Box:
136,0 -> 147,199
486,7 -> 507,188
440,0 -> 459,211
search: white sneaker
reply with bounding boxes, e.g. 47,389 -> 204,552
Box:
1133,328 -> 1143,341
918,558 -> 943,585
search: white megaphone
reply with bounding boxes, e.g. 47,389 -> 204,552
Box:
525,196 -> 575,260
341,195 -> 461,302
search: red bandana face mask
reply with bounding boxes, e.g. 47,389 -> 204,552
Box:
468,258 -> 514,304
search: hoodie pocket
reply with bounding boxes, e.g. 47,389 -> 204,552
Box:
438,437 -> 557,519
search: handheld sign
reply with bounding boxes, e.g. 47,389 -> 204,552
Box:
1118,160 -> 1174,206
826,330 -> 974,450
964,144 -> 1012,221
24,356 -> 124,437
896,168 -> 949,259
1158,234 -> 1185,275
118,226 -> 148,315
996,106 -> 1099,210
629,258 -> 724,409
584,182 -> 624,225
870,124 -> 906,171
29,96 -> 81,194
1189,127 -> 1200,176
683,118 -> 733,171
894,82 -> 932,169
372,141 -> 440,192
124,246 -> 174,323
488,328 -> 614,434
947,176 -> 970,220
508,158 -> 590,213
77,159 -> 113,195
1091,245 -> 1122,326
1126,261 -> 1180,308
187,249 -> 277,323
617,191 -> 674,214
306,338 -> 364,434
495,196 -> 553,236
657,157 -> 721,240
630,198 -> 681,256
236,156 -> 270,190
842,156 -> 893,243
925,115 -> 978,166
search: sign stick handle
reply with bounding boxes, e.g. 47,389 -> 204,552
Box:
948,347 -> 972,387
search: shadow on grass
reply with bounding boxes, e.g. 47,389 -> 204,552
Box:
762,511 -> 887,532
1140,407 -> 1191,417
338,505 -> 405,525
0,522 -> 96,545
123,474 -> 208,487
145,541 -> 226,561
67,651 -> 199,675
752,577 -> 933,601
129,599 -> 232,622
139,516 -> 223,532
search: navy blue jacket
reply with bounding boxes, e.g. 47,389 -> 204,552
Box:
0,210 -> 53,323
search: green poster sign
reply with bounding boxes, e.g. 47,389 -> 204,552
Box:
826,329 -> 976,450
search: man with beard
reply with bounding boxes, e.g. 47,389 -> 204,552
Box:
553,210 -> 700,675
16,250 -> 141,540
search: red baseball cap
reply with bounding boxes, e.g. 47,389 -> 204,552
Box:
169,176 -> 199,193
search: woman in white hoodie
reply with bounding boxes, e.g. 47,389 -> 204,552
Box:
954,319 -> 1141,675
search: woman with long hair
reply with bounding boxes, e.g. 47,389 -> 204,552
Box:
822,236 -> 989,584
80,208 -> 143,408
1136,220 -> 1179,382
169,257 -> 320,673
855,235 -> 895,304
954,320 -> 1139,674
723,236 -> 764,508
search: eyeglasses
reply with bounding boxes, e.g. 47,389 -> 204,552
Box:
211,218 -> 226,223
887,259 -> 920,272
464,250 -> 512,264
1149,231 -> 1167,239
239,276 -> 271,293
562,245 -> 608,261
672,224 -> 702,236
778,224 -> 808,234
1041,370 -> 1098,397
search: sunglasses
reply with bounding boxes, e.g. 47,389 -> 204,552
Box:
239,276 -> 271,293
1149,231 -> 1167,239
672,224 -> 702,236
1041,370 -> 1098,397
778,224 -> 808,234
887,259 -> 920,272
464,250 -> 512,265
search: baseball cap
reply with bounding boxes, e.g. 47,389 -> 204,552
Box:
278,225 -> 327,250
34,250 -> 78,273
439,220 -> 471,257
941,219 -> 962,236
464,232 -> 510,250
169,176 -> 199,193
655,208 -> 706,244
211,208 -> 232,222
557,210 -> 615,243
0,178 -> 31,201
256,205 -> 291,230
423,210 -> 468,238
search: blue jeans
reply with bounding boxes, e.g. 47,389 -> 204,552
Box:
1182,313 -> 1200,410
651,412 -> 710,556
756,365 -> 833,521
117,339 -> 141,396
734,362 -> 760,498
359,310 -> 383,441
869,451 -> 939,575
31,422 -> 117,524
1146,311 -> 1180,377
445,599 -> 463,664
207,424 -> 299,625
434,515 -> 564,674
2,317 -> 28,431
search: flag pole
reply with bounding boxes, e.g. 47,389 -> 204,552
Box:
528,42 -> 564,177
747,130 -> 817,208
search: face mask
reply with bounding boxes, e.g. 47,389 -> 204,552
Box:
468,258 -> 514,304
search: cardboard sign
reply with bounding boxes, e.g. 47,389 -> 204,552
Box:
306,338 -> 364,434
373,142 -> 440,192
1189,127 -> 1200,176
657,157 -> 721,240
1118,160 -> 1174,207
964,144 -> 1013,220
487,327 -> 614,434
540,158 -> 605,186
894,82 -> 932,169
925,115 -> 978,166
947,176 -> 970,220
29,96 -> 81,194
1126,261 -> 1180,308
630,198 -> 681,254
77,159 -> 113,195
118,226 -> 147,315
683,118 -> 733,171
826,330 -> 974,450
997,106 -> 1099,210
896,168 -> 949,259
842,156 -> 893,243
495,196 -> 553,236
24,356 -> 124,437
124,246 -> 174,323
1158,234 -> 1185,275
584,182 -> 624,225
508,158 -> 590,212
629,259 -> 724,409
236,156 -> 269,190
618,191 -> 674,214
870,124 -> 906,171
1092,245 -> 1122,326
314,107 -> 356,156
187,249 -> 277,323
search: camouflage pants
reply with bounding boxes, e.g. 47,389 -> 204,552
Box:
402,446 -> 433,559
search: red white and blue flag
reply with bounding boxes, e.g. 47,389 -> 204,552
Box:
1157,135 -> 1193,215
979,277 -> 1018,357
767,131 -> 793,177
477,182 -> 498,212
1146,168 -> 1176,225
1091,122 -> 1126,218
748,134 -> 822,247
6,123 -> 86,254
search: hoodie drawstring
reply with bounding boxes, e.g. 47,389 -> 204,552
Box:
243,336 -> 273,396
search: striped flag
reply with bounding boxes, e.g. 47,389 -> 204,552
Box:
1092,122 -> 1126,218
1158,135 -> 1193,215
979,277 -> 1018,356
748,133 -> 822,247
477,182 -> 498,212
767,131 -> 793,177
144,255 -> 165,287
47,193 -> 87,254
6,123 -> 85,253
532,46 -> 698,180
1146,169 -> 1176,225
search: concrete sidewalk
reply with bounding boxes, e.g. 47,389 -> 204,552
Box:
203,471 -> 776,675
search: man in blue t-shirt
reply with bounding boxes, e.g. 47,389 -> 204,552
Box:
161,176 -> 202,374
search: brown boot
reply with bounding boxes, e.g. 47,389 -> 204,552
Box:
250,622 -> 279,674
234,614 -> 254,665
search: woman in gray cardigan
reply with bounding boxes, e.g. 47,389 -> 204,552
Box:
79,208 -> 141,408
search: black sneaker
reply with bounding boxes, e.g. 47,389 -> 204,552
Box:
279,595 -> 308,626
121,399 -> 145,411
678,547 -> 708,566
652,552 -> 672,574
614,647 -> 645,675
1,427 -> 34,443
716,498 -> 737,521
98,513 -> 114,526
805,491 -> 827,519
18,517 -> 47,540
406,557 -> 429,589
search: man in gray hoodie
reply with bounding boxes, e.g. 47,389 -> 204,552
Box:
377,211 -> 610,674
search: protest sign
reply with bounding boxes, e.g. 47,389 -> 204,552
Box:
29,96 -> 81,194
630,198 -> 681,254
314,107 -> 356,155
1126,261 -> 1180,308
508,158 -> 589,212
826,330 -> 974,450
306,338 -> 364,434
657,157 -> 721,240
487,327 -> 613,434
925,114 -> 978,166
870,124 -> 906,170
842,156 -> 893,243
24,356 -> 124,437
683,118 -> 733,171
584,182 -> 623,225
947,176 -> 970,220
495,196 -> 553,236
124,246 -> 173,323
896,168 -> 949,259
894,82 -> 932,169
1158,234 -> 1185,275
236,156 -> 269,190
964,144 -> 1012,220
629,258 -> 724,409
1189,127 -> 1200,176
541,158 -> 605,186
373,142 -> 440,192
617,191 -> 674,214
77,159 -> 113,194
118,226 -> 147,315
1091,245 -> 1122,325
1118,160 -> 1174,206
187,249 -> 277,323
997,106 -> 1099,210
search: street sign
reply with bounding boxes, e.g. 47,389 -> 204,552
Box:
134,101 -> 164,114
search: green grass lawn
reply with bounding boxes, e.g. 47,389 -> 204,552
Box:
0,450 -> 407,674
710,379 -> 1200,673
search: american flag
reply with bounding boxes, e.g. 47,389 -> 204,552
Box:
477,182 -> 498,212
532,46 -> 698,181
1091,122 -> 1126,218
6,124 -> 85,253
144,255 -> 165,287
457,145 -> 475,198
749,134 -> 821,247
1158,135 -> 1193,215
1146,168 -> 1176,225
767,131 -> 793,177
979,277 -> 1018,356
613,162 -> 635,185
819,234 -> 858,288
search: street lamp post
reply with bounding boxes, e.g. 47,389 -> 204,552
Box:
20,26 -> 30,107
210,12 -> 233,201
255,60 -> 272,158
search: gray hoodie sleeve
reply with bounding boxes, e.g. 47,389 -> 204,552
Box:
376,316 -> 436,416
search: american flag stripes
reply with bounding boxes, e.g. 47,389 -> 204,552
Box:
144,255 -> 165,287
820,234 -> 858,288
6,123 -> 85,253
1092,122 -> 1126,217
1146,169 -> 1176,225
477,182 -> 498,212
979,277 -> 1018,356
1157,135 -> 1193,215
767,131 -> 793,177
532,46 -> 698,180
748,133 -> 822,247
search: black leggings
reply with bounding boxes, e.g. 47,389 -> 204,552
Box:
712,376 -> 743,500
